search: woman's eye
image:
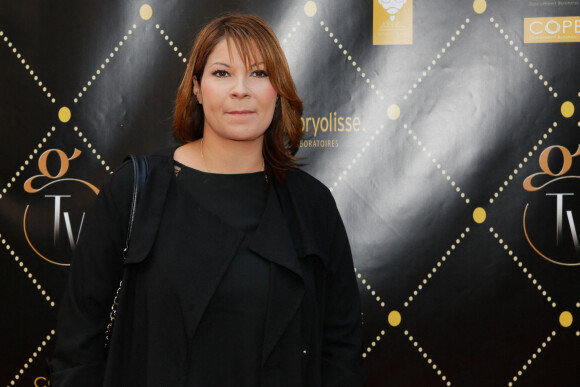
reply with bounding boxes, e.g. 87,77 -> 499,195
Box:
251,70 -> 268,78
212,70 -> 229,77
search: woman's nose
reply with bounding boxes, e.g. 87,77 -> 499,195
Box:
230,76 -> 250,98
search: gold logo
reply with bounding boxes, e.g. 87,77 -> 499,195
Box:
373,0 -> 413,45
524,17 -> 580,43
523,145 -> 580,266
23,148 -> 99,266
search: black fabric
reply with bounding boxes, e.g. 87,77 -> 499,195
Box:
173,162 -> 271,386
173,161 -> 268,231
48,147 -> 364,387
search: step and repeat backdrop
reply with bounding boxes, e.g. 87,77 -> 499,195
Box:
1,0 -> 579,385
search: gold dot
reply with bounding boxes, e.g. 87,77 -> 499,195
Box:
473,207 -> 486,223
304,1 -> 317,17
561,101 -> 574,118
473,0 -> 487,13
387,104 -> 400,120
140,4 -> 153,20
559,311 -> 573,328
388,310 -> 401,327
58,107 -> 71,123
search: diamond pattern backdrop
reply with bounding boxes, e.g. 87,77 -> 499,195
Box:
1,0 -> 579,385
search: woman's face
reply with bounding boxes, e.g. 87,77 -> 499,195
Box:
194,39 -> 278,144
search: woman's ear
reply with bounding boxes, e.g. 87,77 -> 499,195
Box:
193,78 -> 202,104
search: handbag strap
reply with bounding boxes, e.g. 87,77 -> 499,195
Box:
105,154 -> 149,346
123,154 -> 149,259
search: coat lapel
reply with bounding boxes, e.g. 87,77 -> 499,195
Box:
124,149 -> 174,265
248,185 -> 305,363
164,187 -> 245,341
249,185 -> 302,277
274,173 -> 331,268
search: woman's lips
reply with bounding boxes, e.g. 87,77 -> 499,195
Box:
228,110 -> 254,114
227,110 -> 255,118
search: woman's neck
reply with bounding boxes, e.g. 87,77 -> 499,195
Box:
199,134 -> 264,174
174,132 -> 265,174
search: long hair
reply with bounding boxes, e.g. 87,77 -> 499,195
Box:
173,13 -> 303,182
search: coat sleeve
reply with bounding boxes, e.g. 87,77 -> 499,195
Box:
321,193 -> 365,386
48,162 -> 134,386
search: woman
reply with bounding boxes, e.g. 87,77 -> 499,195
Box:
50,13 -> 364,386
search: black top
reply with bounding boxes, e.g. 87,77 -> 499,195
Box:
49,148 -> 363,386
173,161 -> 270,386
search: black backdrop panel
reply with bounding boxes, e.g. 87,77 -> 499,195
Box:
1,0 -> 579,385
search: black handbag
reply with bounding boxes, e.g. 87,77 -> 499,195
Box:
104,154 -> 149,346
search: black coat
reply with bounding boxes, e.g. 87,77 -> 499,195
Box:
49,148 -> 364,386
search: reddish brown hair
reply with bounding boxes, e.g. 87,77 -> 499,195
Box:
173,13 -> 303,182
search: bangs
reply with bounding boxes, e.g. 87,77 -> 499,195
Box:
224,27 -> 277,76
